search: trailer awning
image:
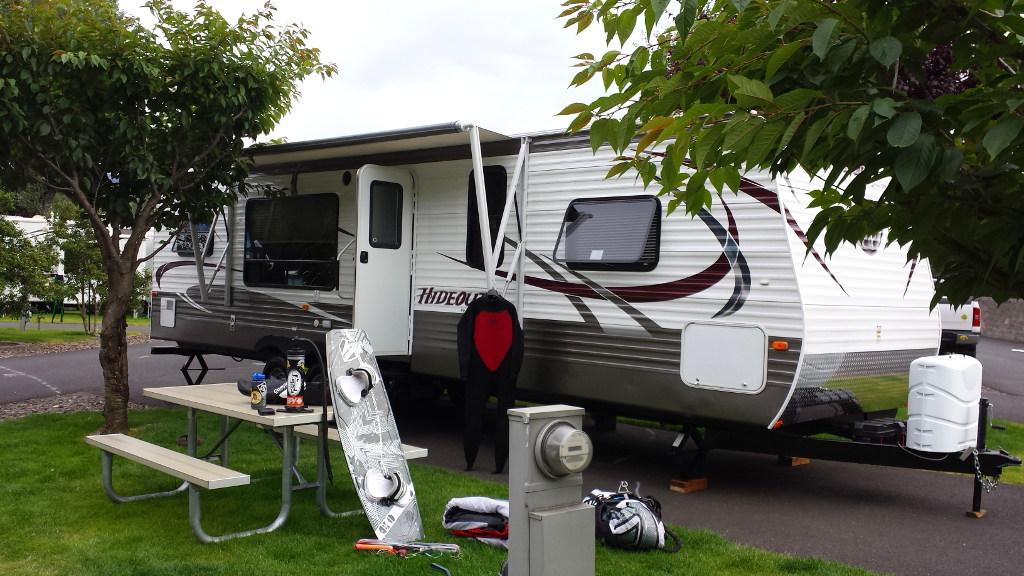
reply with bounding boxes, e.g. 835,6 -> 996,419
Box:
247,121 -> 512,173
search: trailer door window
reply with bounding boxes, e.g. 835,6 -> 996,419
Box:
553,196 -> 660,271
243,193 -> 339,290
369,181 -> 403,249
466,166 -> 508,269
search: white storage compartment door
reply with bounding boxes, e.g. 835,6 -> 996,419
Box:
681,322 -> 767,394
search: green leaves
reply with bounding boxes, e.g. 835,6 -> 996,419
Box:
812,19 -> 841,60
731,0 -> 752,15
847,105 -> 870,140
895,134 -> 938,191
887,112 -> 922,147
650,0 -> 670,23
728,75 -> 774,108
869,37 -> 902,67
557,103 -> 589,116
983,114 -> 1023,160
765,40 -> 806,81
767,0 -> 790,30
675,0 -> 698,42
558,0 -> 1024,303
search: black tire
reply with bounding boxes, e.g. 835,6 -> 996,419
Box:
262,356 -> 287,380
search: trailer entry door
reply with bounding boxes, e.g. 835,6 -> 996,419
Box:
354,165 -> 415,356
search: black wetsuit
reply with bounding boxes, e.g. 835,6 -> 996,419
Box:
456,292 -> 524,473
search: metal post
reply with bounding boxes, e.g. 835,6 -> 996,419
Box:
315,420 -> 365,518
515,138 -> 530,326
468,125 -> 495,288
187,407 -> 197,457
223,204 -> 234,307
219,416 -> 230,467
188,427 -> 294,543
491,139 -> 529,267
188,220 -> 210,302
971,398 -> 989,516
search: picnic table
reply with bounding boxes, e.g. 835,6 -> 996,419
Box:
86,382 -> 426,543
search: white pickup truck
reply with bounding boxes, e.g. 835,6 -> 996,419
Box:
938,298 -> 981,357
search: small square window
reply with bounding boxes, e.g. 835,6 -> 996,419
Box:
552,196 -> 660,271
173,224 -> 214,257
369,181 -> 403,249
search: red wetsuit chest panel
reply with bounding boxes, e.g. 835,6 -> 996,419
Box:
473,311 -> 513,371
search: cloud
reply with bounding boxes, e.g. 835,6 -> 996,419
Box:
120,0 -> 613,141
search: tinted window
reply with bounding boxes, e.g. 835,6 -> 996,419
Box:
370,181 -> 403,249
173,224 -> 214,257
552,196 -> 660,271
243,193 -> 339,289
466,166 -> 508,269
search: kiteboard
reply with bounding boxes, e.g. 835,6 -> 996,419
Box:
325,328 -> 424,541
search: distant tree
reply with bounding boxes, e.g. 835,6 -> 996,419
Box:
560,0 -> 1024,305
50,215 -> 104,334
0,0 -> 335,432
128,268 -> 153,318
0,218 -> 57,324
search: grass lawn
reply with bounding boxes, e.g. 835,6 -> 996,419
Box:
0,327 -> 97,344
0,314 -> 151,326
0,409 -> 878,576
986,419 -> 1024,485
0,327 -> 143,344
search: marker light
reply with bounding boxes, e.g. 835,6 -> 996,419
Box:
771,341 -> 789,351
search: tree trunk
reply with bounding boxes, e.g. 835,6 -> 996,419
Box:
99,266 -> 134,434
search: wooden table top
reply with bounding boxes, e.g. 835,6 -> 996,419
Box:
144,383 -> 333,427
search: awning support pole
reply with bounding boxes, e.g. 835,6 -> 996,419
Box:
467,125 -> 495,288
207,209 -> 231,288
188,212 -> 215,303
223,204 -> 234,307
490,139 -> 529,268
515,138 -> 530,327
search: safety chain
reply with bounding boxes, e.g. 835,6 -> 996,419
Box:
972,448 -> 1000,493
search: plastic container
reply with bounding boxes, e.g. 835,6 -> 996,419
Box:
906,355 -> 982,453
250,373 -> 267,410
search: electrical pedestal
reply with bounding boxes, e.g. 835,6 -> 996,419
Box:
507,405 -> 595,576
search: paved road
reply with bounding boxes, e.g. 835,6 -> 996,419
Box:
396,400 -> 1024,576
978,337 -> 1024,423
0,341 -> 254,404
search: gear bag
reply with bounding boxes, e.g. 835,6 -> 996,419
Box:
582,484 -> 680,552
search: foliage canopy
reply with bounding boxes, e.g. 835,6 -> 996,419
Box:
560,0 -> 1024,304
0,0 -> 335,431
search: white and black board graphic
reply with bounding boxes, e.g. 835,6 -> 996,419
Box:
326,329 -> 424,541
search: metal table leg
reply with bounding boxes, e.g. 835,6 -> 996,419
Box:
315,420 -> 364,518
100,451 -> 188,502
189,427 -> 295,543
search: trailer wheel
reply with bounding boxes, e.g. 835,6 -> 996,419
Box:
262,356 -> 287,380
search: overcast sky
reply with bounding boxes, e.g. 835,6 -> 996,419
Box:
119,0 -> 614,143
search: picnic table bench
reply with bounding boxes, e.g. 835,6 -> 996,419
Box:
85,382 -> 426,543
292,424 -> 428,460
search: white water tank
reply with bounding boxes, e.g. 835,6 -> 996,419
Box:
906,355 -> 982,453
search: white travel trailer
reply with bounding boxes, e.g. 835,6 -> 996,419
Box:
150,122 -> 940,431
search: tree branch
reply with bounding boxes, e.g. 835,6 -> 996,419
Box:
136,223 -> 186,263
